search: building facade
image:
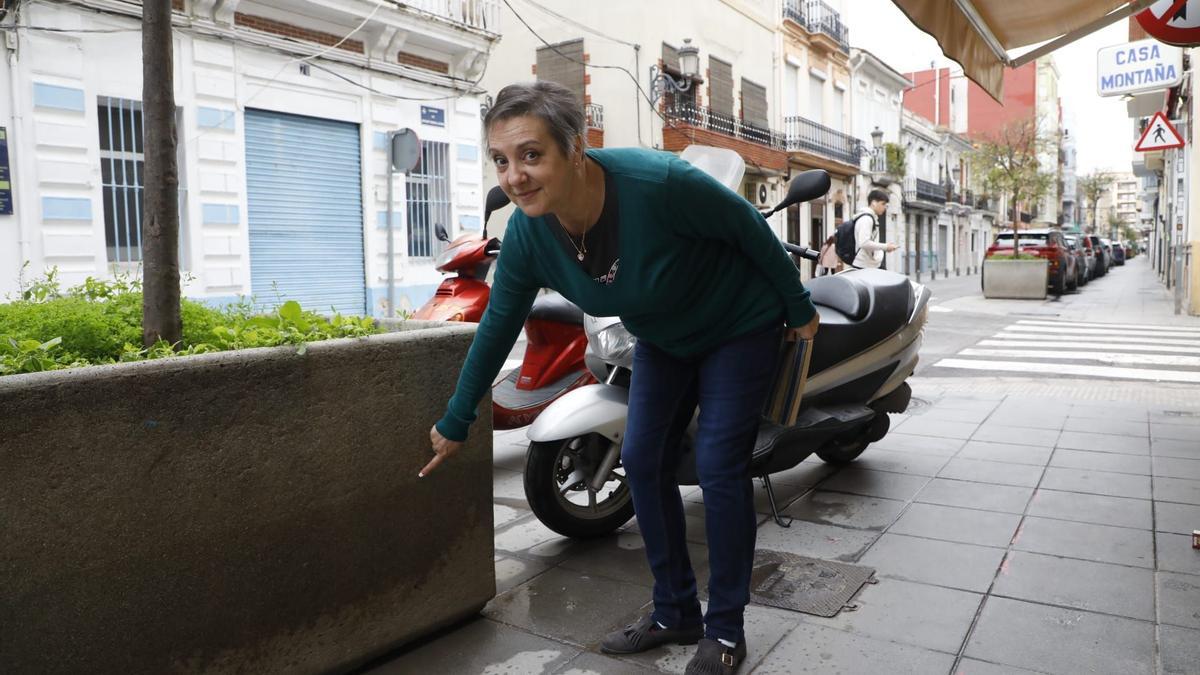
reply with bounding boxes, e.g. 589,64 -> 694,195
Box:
0,0 -> 499,314
849,47 -> 910,272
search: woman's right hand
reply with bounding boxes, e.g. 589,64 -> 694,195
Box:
421,425 -> 464,477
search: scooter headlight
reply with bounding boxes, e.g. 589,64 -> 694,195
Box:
585,317 -> 637,367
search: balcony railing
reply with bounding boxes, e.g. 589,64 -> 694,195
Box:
905,177 -> 948,205
404,0 -> 499,33
585,103 -> 604,130
783,115 -> 860,166
664,102 -> 784,149
783,0 -> 849,52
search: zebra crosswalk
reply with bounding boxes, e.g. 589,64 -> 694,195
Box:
932,319 -> 1200,384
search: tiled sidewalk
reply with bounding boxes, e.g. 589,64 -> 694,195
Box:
373,391 -> 1200,674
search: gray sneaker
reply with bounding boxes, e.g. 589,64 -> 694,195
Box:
600,613 -> 704,655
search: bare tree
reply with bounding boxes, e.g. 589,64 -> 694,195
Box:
1079,171 -> 1113,235
970,118 -> 1056,258
141,0 -> 182,347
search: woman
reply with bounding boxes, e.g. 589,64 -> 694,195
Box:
817,234 -> 842,275
422,81 -> 819,674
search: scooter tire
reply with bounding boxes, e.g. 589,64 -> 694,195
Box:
816,413 -> 890,464
524,437 -> 635,539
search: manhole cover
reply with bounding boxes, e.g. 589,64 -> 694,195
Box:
906,396 -> 931,413
749,550 -> 875,617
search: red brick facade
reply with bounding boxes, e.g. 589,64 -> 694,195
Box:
398,51 -> 449,74
662,123 -> 787,172
586,128 -> 604,149
234,13 -> 365,54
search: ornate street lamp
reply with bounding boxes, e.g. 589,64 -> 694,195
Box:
649,38 -> 700,105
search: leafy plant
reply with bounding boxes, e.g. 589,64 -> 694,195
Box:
0,267 -> 385,377
970,119 -> 1057,259
883,142 -> 907,178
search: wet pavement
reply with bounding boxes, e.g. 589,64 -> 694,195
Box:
370,389 -> 1200,674
367,259 -> 1200,674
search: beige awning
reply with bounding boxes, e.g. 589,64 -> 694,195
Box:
891,0 -> 1158,101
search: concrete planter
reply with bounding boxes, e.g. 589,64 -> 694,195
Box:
0,320 -> 493,674
982,258 -> 1049,300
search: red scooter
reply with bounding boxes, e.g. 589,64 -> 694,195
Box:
413,187 -> 595,429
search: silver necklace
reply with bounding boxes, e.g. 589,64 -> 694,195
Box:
559,222 -> 587,261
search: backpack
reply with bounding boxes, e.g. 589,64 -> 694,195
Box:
835,212 -> 874,267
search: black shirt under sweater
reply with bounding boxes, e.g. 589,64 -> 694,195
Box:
545,170 -> 620,285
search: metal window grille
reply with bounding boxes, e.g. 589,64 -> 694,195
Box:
97,97 -> 188,266
407,140 -> 451,258
98,97 -> 144,263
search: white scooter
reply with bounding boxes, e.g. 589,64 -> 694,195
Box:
519,148 -> 931,538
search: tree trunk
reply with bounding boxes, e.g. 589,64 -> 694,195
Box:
141,0 -> 182,347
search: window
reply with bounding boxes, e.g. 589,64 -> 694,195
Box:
536,39 -> 585,107
831,90 -> 844,132
407,140 -> 451,259
741,78 -> 768,130
709,57 -> 734,116
784,63 -> 800,117
808,74 -> 823,124
97,97 -> 188,265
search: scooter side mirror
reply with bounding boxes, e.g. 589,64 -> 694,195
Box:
483,186 -> 511,238
435,223 -> 450,242
763,170 -> 832,218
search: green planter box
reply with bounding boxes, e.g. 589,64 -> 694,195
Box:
0,320 -> 494,674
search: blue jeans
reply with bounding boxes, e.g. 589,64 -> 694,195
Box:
621,324 -> 781,644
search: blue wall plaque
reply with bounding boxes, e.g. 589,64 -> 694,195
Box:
420,106 -> 445,127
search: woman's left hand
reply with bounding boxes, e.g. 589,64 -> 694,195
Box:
787,313 -> 820,342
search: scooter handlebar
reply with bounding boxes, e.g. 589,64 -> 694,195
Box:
783,242 -> 820,261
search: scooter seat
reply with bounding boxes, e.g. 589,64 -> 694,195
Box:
528,291 -> 584,325
807,269 -> 913,375
806,275 -> 870,320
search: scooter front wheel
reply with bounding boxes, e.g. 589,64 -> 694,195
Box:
524,435 -> 634,539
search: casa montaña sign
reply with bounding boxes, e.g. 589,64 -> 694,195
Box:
1097,39 -> 1184,97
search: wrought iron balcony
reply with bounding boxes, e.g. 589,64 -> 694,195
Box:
806,0 -> 850,52
585,103 -> 604,130
783,0 -> 849,52
664,102 -> 784,150
783,0 -> 807,25
905,177 -> 948,205
405,0 -> 499,33
783,116 -> 859,166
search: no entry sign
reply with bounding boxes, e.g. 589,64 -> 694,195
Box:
1136,0 -> 1200,47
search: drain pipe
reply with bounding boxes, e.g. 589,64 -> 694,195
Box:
6,33 -> 31,273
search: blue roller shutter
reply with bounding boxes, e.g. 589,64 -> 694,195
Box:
245,109 -> 365,314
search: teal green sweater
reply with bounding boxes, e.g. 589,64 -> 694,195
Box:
436,147 -> 817,442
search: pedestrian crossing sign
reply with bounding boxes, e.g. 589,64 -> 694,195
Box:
1135,112 -> 1185,151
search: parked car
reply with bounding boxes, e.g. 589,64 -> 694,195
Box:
1064,235 -> 1089,288
985,229 -> 1076,295
1086,235 -> 1109,276
1111,242 -> 1126,265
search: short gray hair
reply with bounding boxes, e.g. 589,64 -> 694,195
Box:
484,81 -> 586,158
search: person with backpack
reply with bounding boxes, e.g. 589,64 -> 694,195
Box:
835,189 -> 896,269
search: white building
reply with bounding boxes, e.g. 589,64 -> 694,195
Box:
1034,56 -> 1061,226
1061,128 -> 1078,226
0,0 -> 498,315
849,47 -> 910,272
900,109 -> 945,279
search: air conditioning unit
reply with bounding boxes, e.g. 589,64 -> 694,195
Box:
745,180 -> 773,207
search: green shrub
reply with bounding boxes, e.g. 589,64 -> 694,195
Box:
0,268 -> 383,376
